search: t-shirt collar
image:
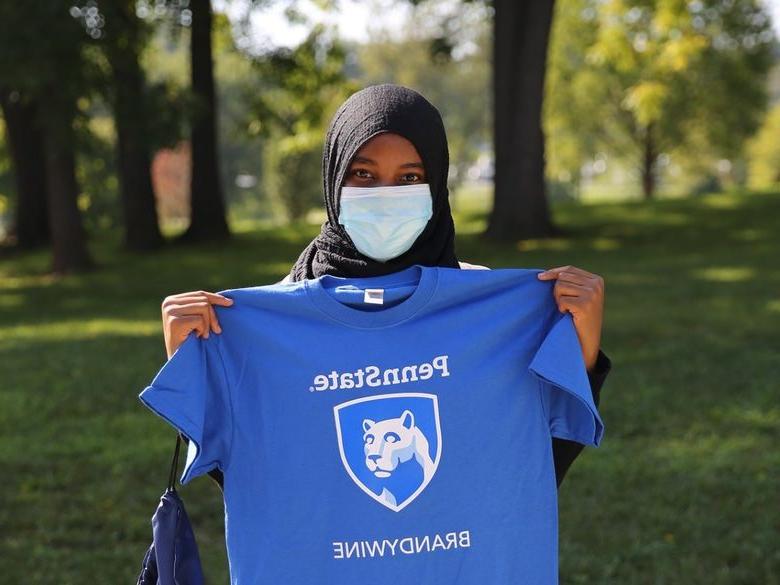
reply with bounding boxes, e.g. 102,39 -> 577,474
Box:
304,263 -> 439,329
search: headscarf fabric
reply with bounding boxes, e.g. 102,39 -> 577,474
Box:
287,83 -> 460,281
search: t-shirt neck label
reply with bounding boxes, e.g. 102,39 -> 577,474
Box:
363,288 -> 384,305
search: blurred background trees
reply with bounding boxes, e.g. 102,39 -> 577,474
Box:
0,2 -> 98,271
0,0 -> 777,273
250,23 -> 355,222
746,101 -> 780,186
546,0 -> 775,201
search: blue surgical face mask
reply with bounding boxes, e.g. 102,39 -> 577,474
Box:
337,183 -> 433,263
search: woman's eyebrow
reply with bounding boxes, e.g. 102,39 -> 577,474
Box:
352,156 -> 424,169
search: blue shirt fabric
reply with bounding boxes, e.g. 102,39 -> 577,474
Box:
138,263 -> 605,584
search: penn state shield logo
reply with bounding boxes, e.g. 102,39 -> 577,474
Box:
333,393 -> 442,512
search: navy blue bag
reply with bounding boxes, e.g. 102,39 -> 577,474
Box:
136,433 -> 206,585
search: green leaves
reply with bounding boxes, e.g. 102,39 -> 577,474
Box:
546,0 -> 776,197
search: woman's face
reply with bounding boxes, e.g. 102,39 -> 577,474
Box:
343,132 -> 427,188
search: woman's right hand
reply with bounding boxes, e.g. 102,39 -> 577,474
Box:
161,291 -> 234,358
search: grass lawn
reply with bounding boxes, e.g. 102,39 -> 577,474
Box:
1,188 -> 778,584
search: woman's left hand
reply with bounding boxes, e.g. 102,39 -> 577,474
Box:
537,265 -> 605,372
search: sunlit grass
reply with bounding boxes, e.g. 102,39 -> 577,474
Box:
693,266 -> 756,282
2,188 -> 779,583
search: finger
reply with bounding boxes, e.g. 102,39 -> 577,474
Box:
163,291 -> 234,309
167,300 -> 211,317
555,294 -> 585,315
537,265 -> 571,280
164,296 -> 206,310
208,303 -> 222,334
166,301 -> 212,333
553,279 -> 587,305
163,292 -> 208,308
196,312 -> 209,338
199,312 -> 210,338
170,314 -> 209,340
559,265 -> 596,279
203,292 -> 234,306
552,283 -> 566,306
553,271 -> 592,287
566,268 -> 603,296
554,280 -> 591,297
538,265 -> 596,282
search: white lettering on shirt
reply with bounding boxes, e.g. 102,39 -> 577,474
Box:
309,355 -> 450,393
332,529 -> 471,559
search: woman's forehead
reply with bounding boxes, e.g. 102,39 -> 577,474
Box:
351,132 -> 423,164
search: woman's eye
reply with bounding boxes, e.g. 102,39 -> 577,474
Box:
402,174 -> 421,182
353,169 -> 372,179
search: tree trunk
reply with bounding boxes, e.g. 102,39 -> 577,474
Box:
181,0 -> 229,242
0,88 -> 49,249
485,0 -> 559,242
641,123 -> 656,200
108,6 -> 164,252
39,99 -> 94,274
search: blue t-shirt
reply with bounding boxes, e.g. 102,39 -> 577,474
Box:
138,263 -> 604,584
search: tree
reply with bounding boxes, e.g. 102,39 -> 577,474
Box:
0,89 -> 49,249
547,0 -> 776,199
249,24 -> 354,222
399,0 -> 559,238
183,0 -> 230,241
545,0 -> 607,194
747,102 -> 780,188
486,0 -> 559,240
355,0 -> 492,202
138,0 -> 237,242
0,2 -> 95,273
76,1 -> 167,251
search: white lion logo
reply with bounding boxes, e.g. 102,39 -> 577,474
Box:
334,393 -> 442,511
362,409 -> 436,507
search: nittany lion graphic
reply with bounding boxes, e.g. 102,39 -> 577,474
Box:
333,393 -> 442,512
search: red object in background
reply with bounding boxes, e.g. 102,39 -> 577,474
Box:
151,141 -> 192,222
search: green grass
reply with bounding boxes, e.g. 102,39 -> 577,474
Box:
1,188 -> 779,584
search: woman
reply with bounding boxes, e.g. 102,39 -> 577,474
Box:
160,83 -> 611,493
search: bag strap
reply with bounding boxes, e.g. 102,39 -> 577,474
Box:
168,432 -> 183,491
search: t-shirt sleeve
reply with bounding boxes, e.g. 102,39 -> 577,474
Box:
528,310 -> 605,447
138,331 -> 234,485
